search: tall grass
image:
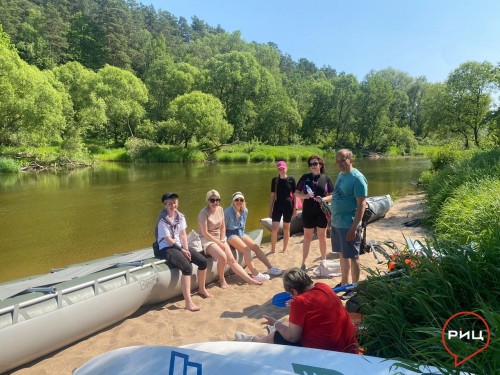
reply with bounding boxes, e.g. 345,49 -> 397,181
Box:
215,144 -> 322,163
435,178 -> 500,247
423,149 -> 500,224
358,240 -> 499,374
0,157 -> 20,173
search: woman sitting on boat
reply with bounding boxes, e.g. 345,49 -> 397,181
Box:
155,192 -> 212,312
225,192 -> 282,282
198,190 -> 263,288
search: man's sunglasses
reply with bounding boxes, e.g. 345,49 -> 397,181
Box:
309,161 -> 319,167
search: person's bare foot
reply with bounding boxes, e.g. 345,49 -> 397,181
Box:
198,289 -> 212,298
249,279 -> 263,286
220,281 -> 229,289
185,303 -> 200,312
269,250 -> 276,254
281,248 -> 288,253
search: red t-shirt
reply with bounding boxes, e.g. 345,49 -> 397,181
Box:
289,282 -> 358,353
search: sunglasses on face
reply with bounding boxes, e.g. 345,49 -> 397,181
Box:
209,198 -> 221,203
309,161 -> 319,167
234,198 -> 244,202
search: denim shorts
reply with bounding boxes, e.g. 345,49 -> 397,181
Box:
226,228 -> 244,240
331,227 -> 361,259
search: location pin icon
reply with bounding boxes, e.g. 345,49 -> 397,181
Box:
441,311 -> 491,367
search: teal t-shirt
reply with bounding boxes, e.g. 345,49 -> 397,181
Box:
331,168 -> 368,228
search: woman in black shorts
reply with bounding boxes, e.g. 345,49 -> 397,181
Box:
269,161 -> 297,253
295,156 -> 333,270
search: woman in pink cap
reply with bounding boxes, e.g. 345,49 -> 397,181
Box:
269,161 -> 297,253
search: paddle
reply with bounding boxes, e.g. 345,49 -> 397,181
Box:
272,283 -> 357,308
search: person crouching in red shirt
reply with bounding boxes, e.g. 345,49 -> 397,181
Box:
235,267 -> 358,353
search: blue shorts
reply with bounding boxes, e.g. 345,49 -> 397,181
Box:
226,228 -> 244,240
331,227 -> 361,259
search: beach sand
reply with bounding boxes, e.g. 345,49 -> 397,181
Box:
11,194 -> 428,374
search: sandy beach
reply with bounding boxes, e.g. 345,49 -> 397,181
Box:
11,193 -> 428,374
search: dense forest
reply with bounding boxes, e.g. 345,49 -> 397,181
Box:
1,0 -> 499,157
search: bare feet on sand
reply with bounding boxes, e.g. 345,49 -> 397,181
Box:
184,303 -> 200,312
220,281 -> 229,289
198,290 -> 213,298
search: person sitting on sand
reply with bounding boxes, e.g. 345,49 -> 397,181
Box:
235,267 -> 358,353
225,191 -> 282,282
155,192 -> 212,312
198,189 -> 263,288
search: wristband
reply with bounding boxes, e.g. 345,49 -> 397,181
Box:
273,320 -> 280,329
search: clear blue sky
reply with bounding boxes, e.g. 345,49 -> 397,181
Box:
144,0 -> 500,83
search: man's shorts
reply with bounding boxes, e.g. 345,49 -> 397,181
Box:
331,227 -> 361,259
302,207 -> 328,229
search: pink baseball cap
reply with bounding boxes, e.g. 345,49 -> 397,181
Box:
277,161 -> 287,169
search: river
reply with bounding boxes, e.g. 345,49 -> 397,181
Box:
0,157 -> 429,283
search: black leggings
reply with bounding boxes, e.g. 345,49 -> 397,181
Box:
157,247 -> 208,276
273,331 -> 302,347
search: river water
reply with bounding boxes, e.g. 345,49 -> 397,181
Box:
0,157 -> 429,283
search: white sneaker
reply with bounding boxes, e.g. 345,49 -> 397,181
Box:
252,273 -> 270,281
267,266 -> 283,276
235,332 -> 255,342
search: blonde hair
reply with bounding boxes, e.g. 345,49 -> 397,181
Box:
206,189 -> 221,201
231,192 -> 247,214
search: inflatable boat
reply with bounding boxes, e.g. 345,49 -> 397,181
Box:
260,194 -> 393,235
0,229 -> 262,374
73,342 -> 444,374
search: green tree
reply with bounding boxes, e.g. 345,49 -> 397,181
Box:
96,64 -> 148,146
254,92 -> 301,145
203,51 -> 262,141
67,11 -> 105,70
144,57 -> 202,121
96,0 -> 132,70
165,91 -> 232,148
0,42 -> 66,145
356,72 -> 393,150
445,61 -> 497,147
52,62 -> 107,142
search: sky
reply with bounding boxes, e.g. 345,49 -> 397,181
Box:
144,1 -> 500,83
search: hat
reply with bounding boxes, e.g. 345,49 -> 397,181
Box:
277,161 -> 287,169
162,192 -> 179,202
206,189 -> 221,201
232,192 -> 245,201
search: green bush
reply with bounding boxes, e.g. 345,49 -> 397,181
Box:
358,240 -> 499,374
216,152 -> 250,162
249,152 -> 274,162
435,178 -> 500,247
0,157 -> 20,173
426,144 -> 470,171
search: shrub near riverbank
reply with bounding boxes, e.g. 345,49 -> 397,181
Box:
98,139 -> 324,163
357,148 -> 500,374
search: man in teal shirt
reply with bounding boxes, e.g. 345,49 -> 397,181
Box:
331,149 -> 368,291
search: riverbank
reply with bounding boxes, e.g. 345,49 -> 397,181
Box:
11,194 -> 428,374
